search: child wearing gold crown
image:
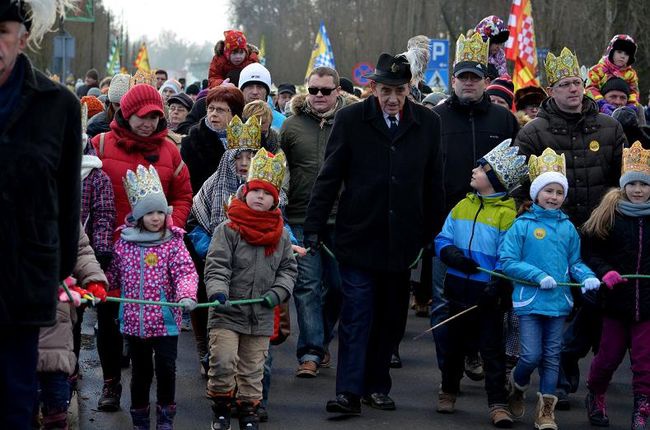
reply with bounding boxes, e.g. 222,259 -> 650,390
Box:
501,148 -> 600,429
435,139 -> 527,427
204,148 -> 297,430
580,142 -> 650,428
106,164 -> 198,429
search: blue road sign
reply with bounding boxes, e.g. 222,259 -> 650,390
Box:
352,62 -> 374,87
424,39 -> 449,92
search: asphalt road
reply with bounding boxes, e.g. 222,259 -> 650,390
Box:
78,306 -> 635,429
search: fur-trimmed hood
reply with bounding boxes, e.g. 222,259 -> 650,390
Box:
289,93 -> 359,117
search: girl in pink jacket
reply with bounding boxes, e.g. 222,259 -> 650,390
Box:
107,164 -> 198,429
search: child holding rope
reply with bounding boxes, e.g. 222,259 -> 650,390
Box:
107,164 -> 198,429
204,148 -> 297,430
501,148 -> 600,430
434,139 -> 528,427
581,142 -> 650,429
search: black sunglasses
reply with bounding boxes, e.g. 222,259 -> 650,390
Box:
307,87 -> 336,96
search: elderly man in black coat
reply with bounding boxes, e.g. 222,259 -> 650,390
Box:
0,2 -> 81,428
303,53 -> 445,414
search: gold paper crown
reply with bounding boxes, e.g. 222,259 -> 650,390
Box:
227,115 -> 262,151
544,47 -> 581,86
130,69 -> 156,88
247,148 -> 286,190
622,141 -> 650,177
454,32 -> 489,66
122,164 -> 165,210
528,147 -> 566,182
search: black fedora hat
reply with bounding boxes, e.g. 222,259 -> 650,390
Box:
365,53 -> 412,86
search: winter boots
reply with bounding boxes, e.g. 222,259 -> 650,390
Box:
585,389 -> 609,427
97,378 -> 122,411
507,370 -> 527,419
489,404 -> 514,428
130,406 -> 150,430
156,403 -> 176,429
633,393 -> 650,430
436,391 -> 457,413
534,392 -> 558,430
237,400 -> 260,430
41,410 -> 68,430
210,395 -> 232,430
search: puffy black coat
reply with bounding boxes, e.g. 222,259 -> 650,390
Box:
303,96 -> 445,272
586,213 -> 650,322
515,96 -> 627,225
180,118 -> 226,195
432,93 -> 519,212
176,97 -> 206,136
0,55 -> 81,326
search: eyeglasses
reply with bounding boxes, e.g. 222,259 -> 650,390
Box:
555,79 -> 583,89
308,87 -> 337,96
207,106 -> 231,115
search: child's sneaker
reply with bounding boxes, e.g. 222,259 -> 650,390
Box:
97,378 -> 122,412
632,393 -> 650,430
489,405 -> 513,428
210,396 -> 232,430
437,391 -> 456,414
464,354 -> 485,381
237,400 -> 259,430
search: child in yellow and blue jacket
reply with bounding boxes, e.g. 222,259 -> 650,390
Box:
434,139 -> 528,427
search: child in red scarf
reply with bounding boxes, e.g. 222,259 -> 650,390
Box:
204,148 -> 297,430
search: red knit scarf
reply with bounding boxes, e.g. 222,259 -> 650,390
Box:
227,198 -> 284,256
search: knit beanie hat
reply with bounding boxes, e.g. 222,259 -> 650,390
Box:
159,79 -> 181,96
108,73 -> 131,104
87,87 -> 102,97
80,96 -> 105,119
223,30 -> 247,59
120,84 -> 164,119
487,78 -> 514,108
601,77 -> 630,96
530,172 -> 569,201
245,180 -> 279,205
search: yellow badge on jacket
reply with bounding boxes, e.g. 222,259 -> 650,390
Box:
534,228 -> 546,240
589,140 -> 600,152
144,252 -> 158,267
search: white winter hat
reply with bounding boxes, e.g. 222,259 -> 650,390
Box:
108,73 -> 131,103
238,63 -> 272,95
529,171 -> 569,201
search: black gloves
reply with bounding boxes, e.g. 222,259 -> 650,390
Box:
479,274 -> 513,312
262,291 -> 281,308
439,246 -> 479,274
302,233 -> 320,255
209,293 -> 229,306
96,252 -> 113,272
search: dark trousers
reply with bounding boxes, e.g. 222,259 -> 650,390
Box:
0,325 -> 40,429
126,335 -> 178,408
557,302 -> 602,395
336,264 -> 410,396
413,255 -> 433,305
96,301 -> 123,381
37,371 -> 70,414
441,304 -> 508,406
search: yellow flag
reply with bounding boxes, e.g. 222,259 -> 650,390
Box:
134,42 -> 151,72
305,22 -> 335,80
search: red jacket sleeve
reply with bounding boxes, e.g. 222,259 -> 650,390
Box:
166,145 -> 193,228
208,55 -> 226,88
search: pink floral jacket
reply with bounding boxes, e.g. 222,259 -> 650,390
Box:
107,226 -> 198,338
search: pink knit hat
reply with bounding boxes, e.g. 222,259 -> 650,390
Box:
120,84 -> 164,119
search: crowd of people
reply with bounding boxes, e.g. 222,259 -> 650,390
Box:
4,1 -> 650,430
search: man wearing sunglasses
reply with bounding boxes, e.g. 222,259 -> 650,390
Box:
303,53 -> 445,416
0,1 -> 81,428
515,47 -> 627,411
281,66 -> 356,379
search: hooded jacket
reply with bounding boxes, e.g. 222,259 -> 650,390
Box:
586,37 -> 639,105
280,93 -> 357,225
432,92 -> 519,213
514,96 -> 626,226
500,204 -> 596,317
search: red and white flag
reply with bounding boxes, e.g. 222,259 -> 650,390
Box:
505,0 -> 540,90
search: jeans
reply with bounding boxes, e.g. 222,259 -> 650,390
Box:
126,335 -> 178,408
97,301 -> 123,381
514,314 -> 565,395
0,325 -> 39,430
37,371 -> 70,414
262,348 -> 273,408
291,224 -> 341,364
431,257 -> 449,370
336,264 -> 410,396
588,317 -> 650,396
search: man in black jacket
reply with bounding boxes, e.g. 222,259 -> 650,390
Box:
0,2 -> 80,427
304,53 -> 445,414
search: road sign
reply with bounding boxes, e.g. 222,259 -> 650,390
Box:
352,62 -> 374,87
424,39 -> 449,92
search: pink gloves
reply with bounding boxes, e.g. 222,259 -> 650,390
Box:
602,271 -> 627,289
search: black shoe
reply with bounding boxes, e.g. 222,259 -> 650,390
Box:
556,391 -> 571,411
362,393 -> 396,410
97,379 -> 122,412
238,400 -> 259,430
211,397 -> 232,430
326,393 -> 361,415
390,353 -> 402,369
258,405 -> 268,423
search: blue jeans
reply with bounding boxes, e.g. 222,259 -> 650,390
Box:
514,314 -> 565,394
261,348 -> 273,408
431,257 -> 449,370
291,224 -> 341,364
37,371 -> 70,414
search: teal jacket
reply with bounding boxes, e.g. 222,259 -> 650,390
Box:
500,204 -> 595,317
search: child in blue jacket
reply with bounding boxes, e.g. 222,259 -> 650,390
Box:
500,148 -> 600,429
435,140 -> 528,427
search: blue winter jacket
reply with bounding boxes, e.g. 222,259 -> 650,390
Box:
500,204 -> 595,317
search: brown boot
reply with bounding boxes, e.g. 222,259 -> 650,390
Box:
534,392 -> 558,430
507,369 -> 528,419
489,405 -> 513,428
437,391 -> 456,414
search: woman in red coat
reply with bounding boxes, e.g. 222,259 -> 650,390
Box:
90,83 -> 193,412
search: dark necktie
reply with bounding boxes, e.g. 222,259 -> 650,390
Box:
388,115 -> 398,136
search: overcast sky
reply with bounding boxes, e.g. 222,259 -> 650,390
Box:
103,0 -> 233,44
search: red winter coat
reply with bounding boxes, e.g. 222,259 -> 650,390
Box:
208,51 -> 259,88
91,112 -> 193,240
